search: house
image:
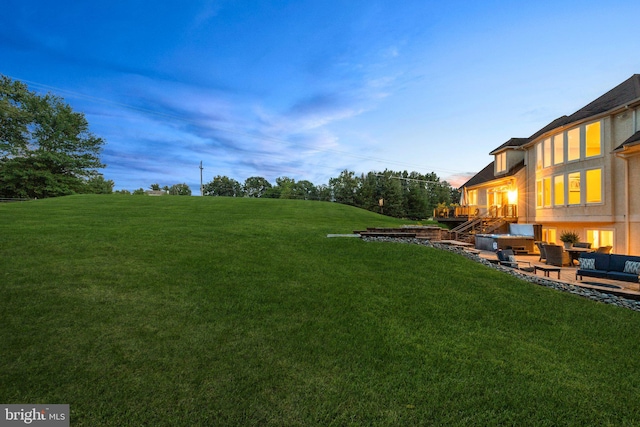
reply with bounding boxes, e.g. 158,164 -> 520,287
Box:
458,74 -> 640,255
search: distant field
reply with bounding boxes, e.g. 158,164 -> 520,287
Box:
1,195 -> 639,426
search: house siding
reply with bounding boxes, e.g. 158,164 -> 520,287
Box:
462,76 -> 640,255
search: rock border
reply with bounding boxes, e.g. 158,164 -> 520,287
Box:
361,236 -> 640,312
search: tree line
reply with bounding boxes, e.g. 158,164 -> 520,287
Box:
1,75 -> 458,219
203,170 -> 459,220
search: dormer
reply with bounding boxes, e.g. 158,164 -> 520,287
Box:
489,138 -> 528,177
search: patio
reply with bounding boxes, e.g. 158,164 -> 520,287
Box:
475,249 -> 640,299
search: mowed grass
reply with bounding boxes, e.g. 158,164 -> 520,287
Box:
1,195 -> 640,426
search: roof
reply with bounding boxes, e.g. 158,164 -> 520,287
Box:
461,160 -> 524,189
489,137 -> 529,155
613,130 -> 640,153
488,75 -> 640,153
565,74 -> 640,124
469,75 -> 640,189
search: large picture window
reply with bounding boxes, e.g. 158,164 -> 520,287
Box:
553,133 -> 564,165
567,128 -> 580,161
543,177 -> 552,207
585,122 -> 601,157
586,168 -> 602,203
568,172 -> 581,205
554,175 -> 564,206
543,138 -> 551,168
536,143 -> 543,170
586,229 -> 613,249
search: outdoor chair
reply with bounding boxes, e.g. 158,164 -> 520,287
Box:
596,245 -> 612,254
535,241 -> 547,262
496,249 -> 534,272
573,242 -> 592,249
544,244 -> 571,267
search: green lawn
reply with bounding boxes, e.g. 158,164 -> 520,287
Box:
1,195 -> 639,426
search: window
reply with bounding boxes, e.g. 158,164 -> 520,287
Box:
496,152 -> 506,173
568,172 -> 580,204
543,177 -> 551,207
553,133 -> 564,165
567,128 -> 580,161
536,180 -> 543,208
536,143 -> 543,169
542,228 -> 557,245
468,189 -> 477,206
543,138 -> 551,168
554,175 -> 564,206
585,121 -> 601,157
586,229 -> 613,249
586,168 -> 602,203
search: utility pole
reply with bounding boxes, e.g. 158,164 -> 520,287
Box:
199,161 -> 204,196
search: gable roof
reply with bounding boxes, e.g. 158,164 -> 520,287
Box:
613,130 -> 640,153
489,137 -> 529,155
460,162 -> 495,188
460,160 -> 524,189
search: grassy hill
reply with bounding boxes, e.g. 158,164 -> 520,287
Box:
1,195 -> 639,426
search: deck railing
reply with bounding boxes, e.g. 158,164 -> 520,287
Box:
433,204 -> 517,220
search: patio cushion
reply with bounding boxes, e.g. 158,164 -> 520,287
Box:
577,268 -> 608,279
607,271 -> 640,283
609,254 -> 640,272
579,258 -> 595,270
623,260 -> 640,275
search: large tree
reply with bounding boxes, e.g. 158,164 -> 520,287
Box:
329,170 -> 358,205
0,75 -> 106,198
243,176 -> 271,198
203,175 -> 242,197
168,183 -> 192,196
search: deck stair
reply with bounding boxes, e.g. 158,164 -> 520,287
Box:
450,216 -> 508,243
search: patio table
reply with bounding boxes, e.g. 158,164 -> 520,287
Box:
534,265 -> 562,279
566,247 -> 593,266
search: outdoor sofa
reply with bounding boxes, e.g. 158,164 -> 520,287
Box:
576,252 -> 640,283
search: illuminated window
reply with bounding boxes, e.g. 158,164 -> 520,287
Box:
536,180 -> 543,208
586,229 -> 613,249
567,128 -> 580,161
586,168 -> 602,203
536,143 -> 543,170
553,133 -> 564,165
568,172 -> 580,204
585,121 -> 601,157
496,152 -> 506,173
543,138 -> 551,168
554,175 -> 564,206
542,228 -> 557,245
468,189 -> 477,206
543,177 -> 551,206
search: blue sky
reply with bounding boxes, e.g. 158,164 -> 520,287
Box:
2,1 -> 640,194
